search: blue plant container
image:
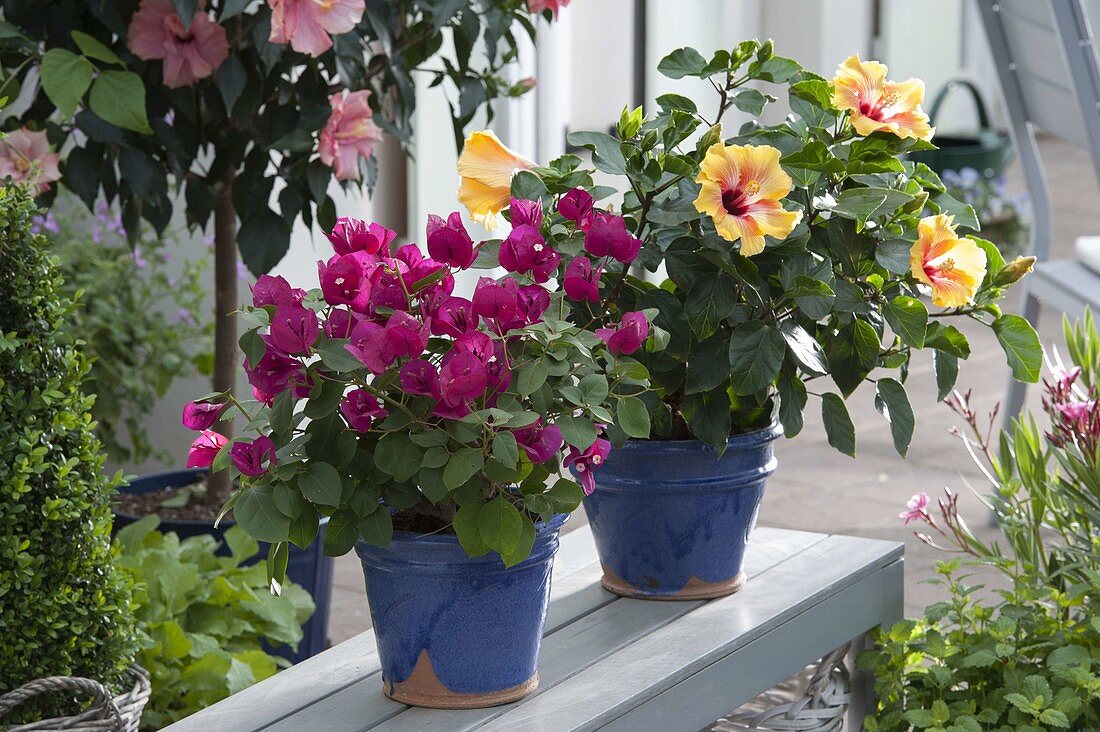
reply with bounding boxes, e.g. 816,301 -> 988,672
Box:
355,514 -> 566,709
112,468 -> 334,663
582,424 -> 782,600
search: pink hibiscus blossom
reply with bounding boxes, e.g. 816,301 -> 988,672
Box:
528,0 -> 571,18
268,0 -> 365,57
899,492 -> 930,525
0,129 -> 61,195
186,429 -> 228,468
230,436 -> 277,477
128,0 -> 229,89
319,90 -> 383,181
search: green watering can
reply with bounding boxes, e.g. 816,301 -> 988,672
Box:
909,79 -> 1014,176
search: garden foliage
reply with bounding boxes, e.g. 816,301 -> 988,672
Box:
115,516 -> 314,729
0,184 -> 137,717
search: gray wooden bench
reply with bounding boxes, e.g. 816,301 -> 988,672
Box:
164,526 -> 902,732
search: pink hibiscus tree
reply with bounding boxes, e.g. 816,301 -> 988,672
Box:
2,0 -> 566,507
184,206 -> 657,573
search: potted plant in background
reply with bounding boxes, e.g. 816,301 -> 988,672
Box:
861,311 -> 1100,729
0,183 -> 147,728
184,205 -> 654,708
0,0 -> 559,660
470,41 -> 1043,600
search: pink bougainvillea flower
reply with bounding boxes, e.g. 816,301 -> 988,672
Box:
431,296 -> 476,337
528,0 -> 571,18
425,212 -> 475,269
457,130 -> 536,228
513,419 -> 563,464
268,0 -> 364,57
558,188 -> 594,229
181,400 -> 225,431
252,274 -> 305,308
319,89 -> 383,181
584,212 -> 640,264
499,224 -> 560,283
693,142 -> 801,256
0,128 -> 61,195
472,276 -> 520,325
230,435 -> 277,477
438,351 -> 490,410
345,319 -> 396,374
564,437 -> 611,495
399,359 -> 441,398
509,197 -> 544,229
910,214 -> 987,308
268,305 -> 319,355
128,0 -> 228,89
516,284 -> 550,326
327,217 -> 396,256
899,492 -> 931,524
186,429 -> 228,468
319,252 -> 373,312
597,311 -> 649,355
323,307 -> 355,339
244,350 -> 302,396
563,256 -> 601,302
831,55 -> 934,141
340,388 -> 388,432
385,310 -> 431,359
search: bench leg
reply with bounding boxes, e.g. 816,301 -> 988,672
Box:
845,633 -> 874,730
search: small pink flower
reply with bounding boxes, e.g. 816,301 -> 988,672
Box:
128,0 -> 228,88
0,129 -> 61,195
499,224 -> 559,283
513,419 -> 563,464
472,276 -> 520,325
385,310 -> 431,359
327,217 -> 396,256
186,429 -> 228,468
596,311 -> 649,355
431,296 -> 476,337
230,436 -> 277,477
563,256 -> 601,302
558,188 -> 593,228
340,388 -> 387,432
319,252 -> 373,312
252,274 -> 305,308
528,0 -> 571,18
319,90 -> 383,181
181,400 -> 225,431
268,0 -> 365,57
899,492 -> 930,525
438,351 -> 490,411
564,438 -> 611,495
345,320 -> 396,374
515,284 -> 550,327
585,212 -> 640,263
323,308 -> 355,339
268,305 -> 319,355
399,359 -> 441,398
509,198 -> 544,228
244,350 -> 302,396
426,212 -> 475,269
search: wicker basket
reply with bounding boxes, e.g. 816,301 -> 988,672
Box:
0,666 -> 150,732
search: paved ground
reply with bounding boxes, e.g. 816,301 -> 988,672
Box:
324,136 -> 1094,644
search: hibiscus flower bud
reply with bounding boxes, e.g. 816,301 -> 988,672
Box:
994,255 -> 1036,286
186,429 -> 228,469
426,212 -> 475,269
596,311 -> 650,355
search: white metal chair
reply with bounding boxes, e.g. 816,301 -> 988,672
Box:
977,0 -> 1100,420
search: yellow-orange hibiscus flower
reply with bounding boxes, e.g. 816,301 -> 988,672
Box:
831,55 -> 934,141
693,142 -> 801,256
910,214 -> 987,308
456,130 -> 535,228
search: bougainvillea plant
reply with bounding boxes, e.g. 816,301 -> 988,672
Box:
182,207 -> 654,578
462,41 -> 1042,456
0,0 -> 559,502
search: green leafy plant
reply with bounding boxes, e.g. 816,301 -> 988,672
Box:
860,311 -> 1100,730
515,40 -> 1040,455
39,195 -> 211,465
0,0 -> 556,506
115,516 -> 314,730
0,184 -> 137,720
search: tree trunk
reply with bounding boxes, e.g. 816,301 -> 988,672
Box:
208,170 -> 237,507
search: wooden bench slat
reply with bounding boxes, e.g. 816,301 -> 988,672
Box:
473,535 -> 901,731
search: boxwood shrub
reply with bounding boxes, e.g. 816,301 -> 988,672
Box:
0,184 -> 137,719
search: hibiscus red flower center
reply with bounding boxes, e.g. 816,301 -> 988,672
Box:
722,187 -> 750,216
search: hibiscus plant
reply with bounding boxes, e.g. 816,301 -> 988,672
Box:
0,0 -> 557,501
474,41 -> 1042,456
182,208 -> 655,576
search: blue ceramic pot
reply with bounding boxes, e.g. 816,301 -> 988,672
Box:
356,514 -> 566,709
583,424 -> 781,600
112,468 -> 334,663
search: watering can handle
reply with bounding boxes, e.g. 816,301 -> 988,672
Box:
926,79 -> 992,131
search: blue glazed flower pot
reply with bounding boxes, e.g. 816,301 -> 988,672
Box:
112,468 -> 334,663
583,424 -> 781,600
356,514 -> 566,709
